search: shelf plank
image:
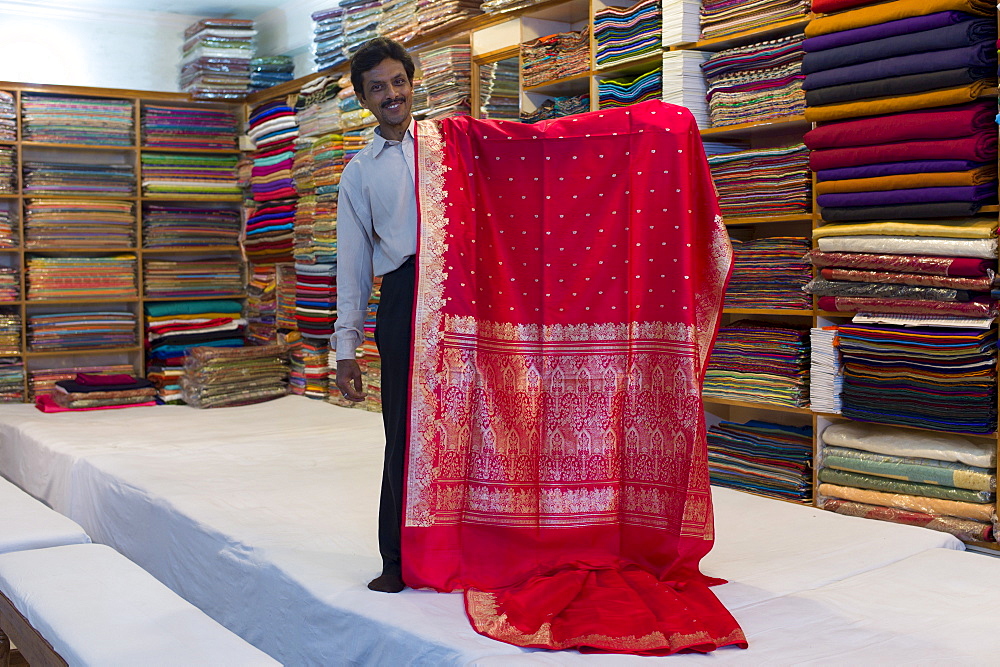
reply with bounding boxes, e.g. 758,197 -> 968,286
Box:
523,70 -> 593,92
21,140 -> 136,151
142,294 -> 247,301
24,247 -> 137,252
140,146 -> 240,154
703,395 -> 812,414
724,213 -> 813,226
669,16 -> 812,52
701,115 -> 809,137
25,346 -> 142,357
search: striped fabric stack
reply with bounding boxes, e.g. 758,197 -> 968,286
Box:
706,143 -> 811,217
311,133 -> 343,262
0,312 -> 20,354
0,358 -> 23,403
181,344 -> 288,408
819,421 -> 996,543
521,28 -> 590,87
142,205 -> 241,249
598,67 -> 661,109
701,33 -> 806,127
296,77 -> 342,139
520,94 -> 589,123
180,18 -> 256,100
381,0 -> 418,43
29,364 -> 134,400
250,57 -> 295,93
24,199 -> 134,249
21,94 -> 133,145
22,162 -> 134,197
294,263 -> 336,341
289,338 -> 331,400
276,264 -> 298,332
245,266 -> 277,344
726,236 -> 812,309
416,0 -> 484,35
292,138 -> 317,264
0,147 -> 14,193
341,0 -> 383,57
419,45 -> 473,119
594,0 -> 661,68
0,91 -> 15,140
26,256 -> 136,299
141,153 -> 240,198
809,326 -> 843,414
245,99 -> 299,264
141,105 -> 238,150
704,319 -> 811,407
0,211 -> 14,248
708,419 -> 813,502
479,59 -> 520,120
143,259 -> 243,298
0,268 -> 17,302
312,7 -> 346,71
701,0 -> 809,40
27,311 -> 137,351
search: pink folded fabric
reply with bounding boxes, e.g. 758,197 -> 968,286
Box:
35,395 -> 157,413
75,373 -> 137,385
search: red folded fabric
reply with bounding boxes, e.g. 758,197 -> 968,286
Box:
35,395 -> 157,413
75,373 -> 136,386
809,133 -> 997,171
818,295 -> 996,316
804,102 -> 996,150
808,250 -> 993,277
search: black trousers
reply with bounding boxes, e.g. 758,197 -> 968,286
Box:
372,255 -> 414,573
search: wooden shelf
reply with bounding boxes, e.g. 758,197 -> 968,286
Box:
701,116 -> 810,138
593,53 -> 663,76
0,194 -> 18,199
142,293 -> 246,301
25,346 -> 142,358
140,146 -> 240,154
27,297 -> 139,305
141,246 -> 240,253
25,194 -> 137,200
21,140 -> 136,151
703,395 -> 813,414
670,15 -> 812,52
523,70 -> 592,92
724,213 -> 813,226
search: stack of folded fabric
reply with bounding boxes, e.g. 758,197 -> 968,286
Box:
311,133 -> 343,264
704,319 -> 811,407
143,258 -> 243,298
337,76 -> 376,129
381,0 -> 418,43
726,236 -> 811,309
662,50 -> 710,126
296,77 -> 343,139
0,358 -> 23,403
342,0 -> 383,56
0,210 -> 15,247
28,364 -> 134,400
21,94 -> 133,145
833,323 -> 996,433
28,311 -> 136,351
803,1 -> 997,222
819,421 -> 996,542
245,99 -> 299,264
0,146 -> 14,193
312,7 -> 347,71
419,45 -> 473,119
292,138 -> 316,263
181,343 -> 288,408
27,255 -> 136,299
416,0 -> 483,36
275,265 -> 298,333
145,299 -> 245,403
598,67 -> 661,109
24,199 -> 134,248
706,143 -> 811,217
142,205 -> 241,249
520,29 -> 590,87
288,338 -> 331,400
0,270 -> 17,302
594,0 -> 661,68
22,162 -> 134,196
250,56 -> 295,92
141,153 -> 240,198
0,311 -> 21,353
141,105 -> 238,150
245,266 -> 278,344
36,373 -> 157,413
701,33 -> 806,127
707,419 -> 813,502
482,0 -> 545,12
180,18 -> 256,100
662,0 -> 700,45
343,126 -> 376,163
701,0 -> 809,40
809,325 -> 843,414
479,59 -> 520,120
520,94 -> 589,123
295,263 -> 336,340
0,91 -> 15,140
807,218 -> 998,321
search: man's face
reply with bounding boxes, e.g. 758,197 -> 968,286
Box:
359,58 -> 413,130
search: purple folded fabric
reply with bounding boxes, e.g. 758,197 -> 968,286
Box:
803,42 -> 996,90
817,160 -> 990,182
817,184 -> 997,207
803,11 -> 975,52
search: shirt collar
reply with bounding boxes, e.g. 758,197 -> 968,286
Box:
372,120 -> 415,158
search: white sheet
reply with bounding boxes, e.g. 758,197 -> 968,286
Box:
0,474 -> 89,554
0,398 -> 974,665
0,543 -> 278,666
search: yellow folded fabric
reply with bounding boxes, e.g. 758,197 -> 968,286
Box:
804,82 -> 992,122
815,166 -> 998,195
819,483 -> 995,522
813,217 -> 998,239
807,0 -> 994,37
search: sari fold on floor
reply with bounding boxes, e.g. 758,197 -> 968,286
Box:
403,100 -> 746,654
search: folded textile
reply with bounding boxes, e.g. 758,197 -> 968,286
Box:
805,0 -> 995,38
816,159 -> 990,182
802,19 -> 995,74
807,249 -> 992,277
818,295 -> 996,317
803,42 -> 996,91
805,67 -> 995,107
813,217 -> 996,239
822,419 -> 996,467
56,378 -> 155,393
35,394 -> 157,413
819,268 -> 992,291
803,10 -> 978,52
819,482 -> 995,521
814,167 -> 997,194
805,277 -> 968,302
820,201 -> 986,221
821,497 -> 992,542
809,133 -> 997,171
818,467 -> 994,503
817,234 -> 998,257
824,446 -> 995,492
803,81 -> 993,122
816,184 -> 996,207
74,372 -> 138,386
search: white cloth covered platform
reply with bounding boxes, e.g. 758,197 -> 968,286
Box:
0,474 -> 89,554
0,397 -> 986,664
0,543 -> 279,666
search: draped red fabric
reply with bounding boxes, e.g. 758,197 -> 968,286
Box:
403,100 -> 745,654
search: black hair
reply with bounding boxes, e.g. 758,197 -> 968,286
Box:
350,37 -> 415,100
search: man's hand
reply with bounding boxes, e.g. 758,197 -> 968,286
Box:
335,359 -> 366,402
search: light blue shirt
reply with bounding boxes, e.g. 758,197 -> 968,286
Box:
333,121 -> 417,360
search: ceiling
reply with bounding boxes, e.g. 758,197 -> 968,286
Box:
13,0 -> 322,19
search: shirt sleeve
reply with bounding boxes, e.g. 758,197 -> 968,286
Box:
333,165 -> 375,361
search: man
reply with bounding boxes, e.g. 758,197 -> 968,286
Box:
333,37 -> 417,594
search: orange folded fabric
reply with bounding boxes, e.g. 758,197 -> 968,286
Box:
804,82 -> 992,123
806,0 -> 994,37
815,166 -> 998,194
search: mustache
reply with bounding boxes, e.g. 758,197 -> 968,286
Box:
382,97 -> 406,109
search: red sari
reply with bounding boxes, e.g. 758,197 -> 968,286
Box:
403,100 -> 745,654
